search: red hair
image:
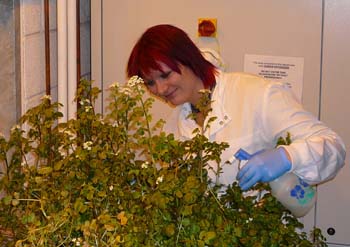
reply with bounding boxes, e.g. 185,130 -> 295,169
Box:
127,24 -> 217,88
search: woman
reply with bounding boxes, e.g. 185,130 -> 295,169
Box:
127,24 -> 346,191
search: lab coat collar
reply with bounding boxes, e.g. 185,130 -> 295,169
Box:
177,71 -> 232,138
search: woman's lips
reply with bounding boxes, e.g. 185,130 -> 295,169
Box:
164,88 -> 177,101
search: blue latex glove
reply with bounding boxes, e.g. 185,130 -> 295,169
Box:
236,148 -> 292,191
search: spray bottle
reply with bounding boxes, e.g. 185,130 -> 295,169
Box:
234,148 -> 316,218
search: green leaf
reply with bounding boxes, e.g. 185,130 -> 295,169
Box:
22,213 -> 36,224
3,195 -> 12,205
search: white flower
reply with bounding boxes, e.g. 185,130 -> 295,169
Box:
127,76 -> 144,87
41,95 -> 52,101
83,141 -> 93,150
112,121 -> 118,127
199,89 -> 211,94
64,130 -> 76,141
72,237 -> 82,246
245,217 -> 253,224
141,161 -> 149,169
11,125 -> 21,132
85,106 -> 93,112
120,86 -> 133,96
58,146 -> 66,157
108,82 -> 120,89
99,117 -> 105,125
23,181 -> 29,189
79,99 -> 90,106
156,175 -> 164,185
109,185 -> 114,191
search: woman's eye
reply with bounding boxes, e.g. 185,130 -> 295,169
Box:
160,71 -> 171,79
144,71 -> 171,87
145,80 -> 155,87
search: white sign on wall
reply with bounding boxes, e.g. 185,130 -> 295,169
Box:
244,54 -> 304,101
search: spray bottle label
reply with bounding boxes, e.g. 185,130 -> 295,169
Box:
290,178 -> 316,206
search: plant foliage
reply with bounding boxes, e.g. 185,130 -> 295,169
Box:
0,77 -> 327,246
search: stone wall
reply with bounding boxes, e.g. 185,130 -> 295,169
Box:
0,0 -> 91,137
0,0 -> 19,138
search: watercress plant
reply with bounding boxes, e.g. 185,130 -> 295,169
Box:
0,77 -> 327,246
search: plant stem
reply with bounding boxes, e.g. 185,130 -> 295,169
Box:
137,90 -> 156,164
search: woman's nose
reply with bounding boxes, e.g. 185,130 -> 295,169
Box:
155,80 -> 168,96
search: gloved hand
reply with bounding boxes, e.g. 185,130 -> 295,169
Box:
236,148 -> 292,191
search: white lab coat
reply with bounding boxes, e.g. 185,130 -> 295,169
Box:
164,71 -> 346,186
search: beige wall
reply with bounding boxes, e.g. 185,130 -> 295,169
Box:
95,0 -> 322,124
316,1 -> 350,245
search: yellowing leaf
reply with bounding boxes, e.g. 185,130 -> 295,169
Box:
116,235 -> 124,243
61,190 -> 69,198
200,231 -> 216,244
34,176 -> 44,184
97,190 -> 106,197
117,211 -> 128,226
175,190 -> 183,198
105,224 -> 115,231
98,214 -> 111,223
164,223 -> 175,237
37,167 -> 52,175
54,161 -> 63,171
12,199 -> 20,206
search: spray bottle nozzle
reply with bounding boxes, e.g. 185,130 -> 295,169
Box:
234,148 -> 252,161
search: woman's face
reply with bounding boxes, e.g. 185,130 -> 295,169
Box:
143,62 -> 204,106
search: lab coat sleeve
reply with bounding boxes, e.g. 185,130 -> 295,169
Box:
260,83 -> 346,185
